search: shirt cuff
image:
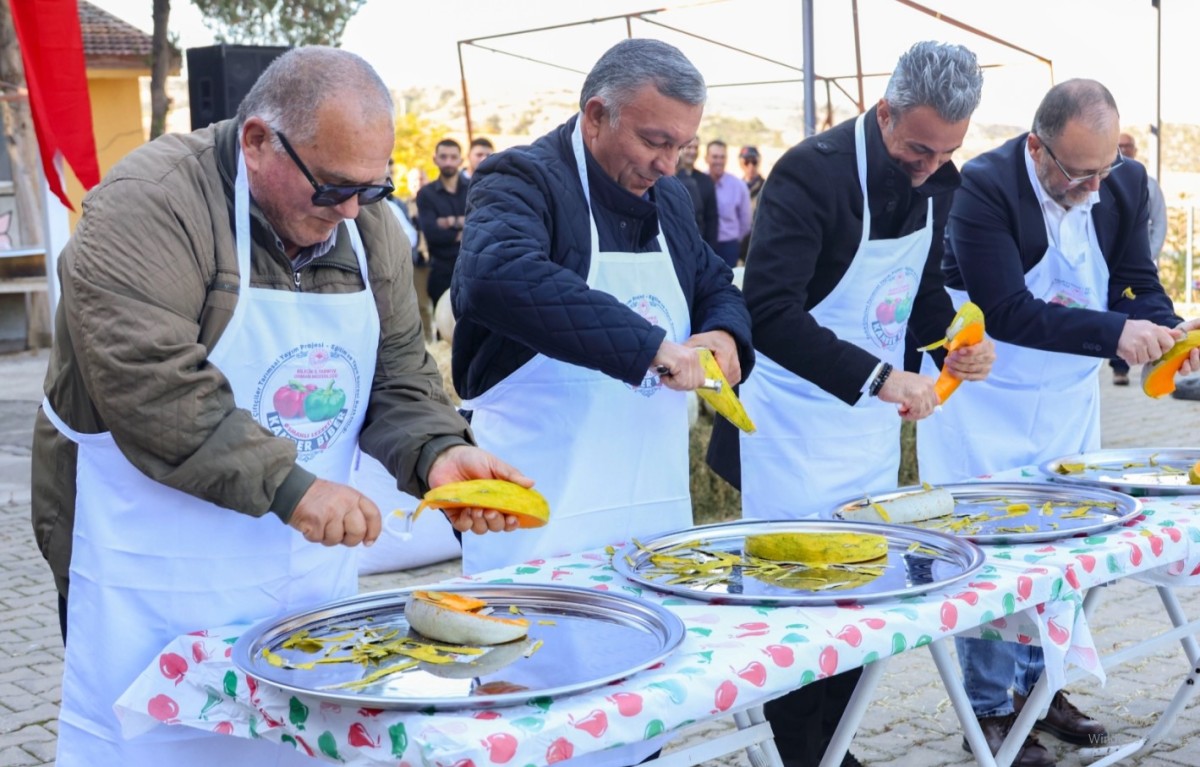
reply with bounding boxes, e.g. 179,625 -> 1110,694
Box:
269,465 -> 318,524
861,360 -> 886,396
416,435 -> 475,493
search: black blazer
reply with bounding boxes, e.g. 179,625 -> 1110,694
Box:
943,133 -> 1180,358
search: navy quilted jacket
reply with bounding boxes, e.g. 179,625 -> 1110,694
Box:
451,115 -> 754,400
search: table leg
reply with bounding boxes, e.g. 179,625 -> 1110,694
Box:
928,638 -> 998,767
817,657 -> 889,767
1137,585 -> 1200,750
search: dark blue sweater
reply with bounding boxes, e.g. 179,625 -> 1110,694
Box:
451,115 -> 754,400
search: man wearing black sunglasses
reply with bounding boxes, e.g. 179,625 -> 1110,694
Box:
34,46 -> 530,767
919,78 -> 1200,766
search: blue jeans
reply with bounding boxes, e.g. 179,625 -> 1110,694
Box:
956,637 -> 1045,717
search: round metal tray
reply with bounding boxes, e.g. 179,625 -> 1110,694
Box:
612,519 -> 984,606
232,584 -> 684,710
1040,448 -> 1200,496
829,482 -> 1142,544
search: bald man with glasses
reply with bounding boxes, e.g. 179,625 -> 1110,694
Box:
34,47 -> 527,767
918,78 -> 1199,766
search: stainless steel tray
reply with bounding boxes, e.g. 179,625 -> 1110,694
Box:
1040,448 -> 1200,496
612,519 -> 984,606
231,584 -> 685,710
830,482 -> 1142,544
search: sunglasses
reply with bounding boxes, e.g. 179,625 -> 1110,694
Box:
275,130 -> 394,207
1035,135 -> 1124,188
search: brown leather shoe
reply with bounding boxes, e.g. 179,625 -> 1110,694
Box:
1014,690 -> 1109,746
961,714 -> 1055,767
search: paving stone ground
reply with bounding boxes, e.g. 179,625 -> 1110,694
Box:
2,347 -> 1199,766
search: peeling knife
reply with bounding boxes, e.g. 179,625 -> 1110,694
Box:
655,364 -> 723,391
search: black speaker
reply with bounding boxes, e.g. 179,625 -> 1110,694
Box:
187,45 -> 291,131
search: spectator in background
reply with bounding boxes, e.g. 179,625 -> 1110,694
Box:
676,136 -> 719,247
386,157 -> 420,256
1109,130 -> 1168,384
415,138 -> 468,305
739,145 -> 766,261
740,145 -> 766,205
463,136 -> 495,182
707,139 -> 752,267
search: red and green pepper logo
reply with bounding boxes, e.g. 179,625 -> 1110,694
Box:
253,344 -> 361,462
863,266 -> 918,351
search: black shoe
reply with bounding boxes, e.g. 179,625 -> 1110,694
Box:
961,713 -> 1055,767
1014,690 -> 1109,746
1112,371 -> 1129,386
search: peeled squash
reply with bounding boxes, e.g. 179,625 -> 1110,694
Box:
744,532 -> 887,564
1190,461 -> 1200,486
404,591 -> 529,646
696,348 -> 756,433
413,480 -> 550,528
842,487 -> 956,524
1142,330 -> 1200,399
919,302 -> 986,404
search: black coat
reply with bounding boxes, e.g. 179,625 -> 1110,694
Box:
452,115 -> 754,400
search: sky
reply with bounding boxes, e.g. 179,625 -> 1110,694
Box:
91,0 -> 1200,135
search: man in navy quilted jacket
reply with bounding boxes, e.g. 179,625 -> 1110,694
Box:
451,38 -> 753,589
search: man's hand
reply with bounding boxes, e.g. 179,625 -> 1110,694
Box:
1117,319 -> 1178,366
289,478 -> 382,547
685,330 -> 742,385
651,339 -> 705,391
877,370 -> 939,421
428,445 -> 534,535
1174,318 -> 1200,376
944,337 -> 996,382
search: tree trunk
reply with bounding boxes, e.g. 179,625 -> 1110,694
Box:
0,0 -> 43,246
149,0 -> 171,139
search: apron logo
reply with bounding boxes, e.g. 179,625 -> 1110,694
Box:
863,267 -> 919,350
1044,278 -> 1093,309
253,343 -> 362,461
626,293 -> 677,398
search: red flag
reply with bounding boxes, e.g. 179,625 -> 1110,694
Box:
9,0 -> 100,210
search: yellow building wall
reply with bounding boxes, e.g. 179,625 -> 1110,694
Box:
64,72 -> 147,228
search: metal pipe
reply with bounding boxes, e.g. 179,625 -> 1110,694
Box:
457,41 -> 474,144
1155,0 -> 1162,182
852,0 -> 865,113
803,0 -> 815,136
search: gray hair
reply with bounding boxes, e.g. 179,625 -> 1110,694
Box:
883,41 -> 983,123
235,46 -> 394,145
1031,79 -> 1119,143
579,38 -> 706,126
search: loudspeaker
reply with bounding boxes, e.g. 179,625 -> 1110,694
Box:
187,45 -> 291,131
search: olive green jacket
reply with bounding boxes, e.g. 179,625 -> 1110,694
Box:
32,120 -> 471,597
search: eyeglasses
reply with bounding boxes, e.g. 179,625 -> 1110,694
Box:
1036,135 -> 1124,188
275,130 -> 394,207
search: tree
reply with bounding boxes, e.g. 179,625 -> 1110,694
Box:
0,0 -> 42,245
191,0 -> 366,46
149,0 -> 172,139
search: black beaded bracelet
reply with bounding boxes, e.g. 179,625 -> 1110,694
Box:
868,362 -> 893,397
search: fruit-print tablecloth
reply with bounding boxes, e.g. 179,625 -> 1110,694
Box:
115,476 -> 1200,767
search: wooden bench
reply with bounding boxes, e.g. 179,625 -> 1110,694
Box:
0,247 -> 50,350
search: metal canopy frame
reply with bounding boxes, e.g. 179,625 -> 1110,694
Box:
454,0 -> 1054,141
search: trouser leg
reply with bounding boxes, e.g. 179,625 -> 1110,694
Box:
956,636 -> 1018,717
763,666 -> 863,766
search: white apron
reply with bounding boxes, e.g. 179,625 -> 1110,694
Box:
460,117 -> 692,575
49,153 -> 378,767
918,204 -> 1109,482
740,113 -> 933,520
